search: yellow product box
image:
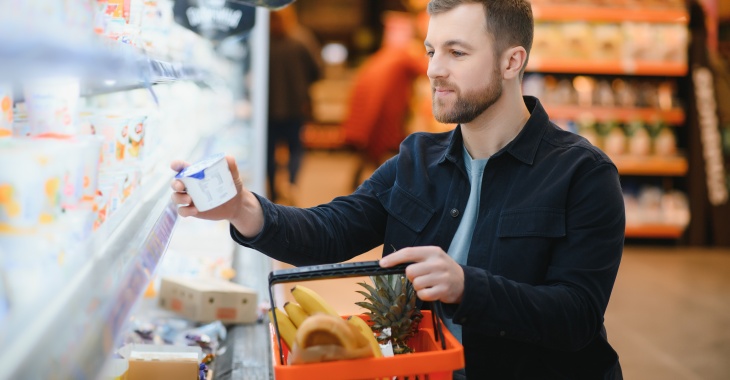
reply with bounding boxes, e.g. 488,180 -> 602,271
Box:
117,344 -> 201,380
159,276 -> 258,324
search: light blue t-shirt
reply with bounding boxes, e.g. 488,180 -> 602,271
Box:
444,146 -> 488,343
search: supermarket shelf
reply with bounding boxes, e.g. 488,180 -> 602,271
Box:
79,58 -> 211,98
10,56 -> 211,102
0,137 -> 213,380
532,4 -> 688,23
625,224 -> 686,239
613,155 -> 688,176
0,177 -> 177,380
545,105 -> 685,125
0,26 -> 134,82
526,59 -> 688,76
0,24 -> 211,100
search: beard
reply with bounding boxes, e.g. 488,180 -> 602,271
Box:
432,66 -> 503,124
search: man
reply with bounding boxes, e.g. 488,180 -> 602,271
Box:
171,1 -> 625,378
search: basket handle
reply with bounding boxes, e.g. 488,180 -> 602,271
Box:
268,260 -> 411,285
267,260 -> 449,364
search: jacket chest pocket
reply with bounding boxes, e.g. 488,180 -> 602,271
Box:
378,186 -> 434,247
495,208 -> 566,282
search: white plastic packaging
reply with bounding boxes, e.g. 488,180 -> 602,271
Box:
175,153 -> 237,212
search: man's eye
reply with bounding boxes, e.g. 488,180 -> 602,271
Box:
426,51 -> 434,57
452,50 -> 465,57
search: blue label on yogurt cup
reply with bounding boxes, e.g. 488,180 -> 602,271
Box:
175,153 -> 226,180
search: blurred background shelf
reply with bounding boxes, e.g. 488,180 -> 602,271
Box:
613,155 -> 688,176
527,59 -> 688,76
532,4 -> 688,23
545,106 -> 685,125
625,224 -> 686,239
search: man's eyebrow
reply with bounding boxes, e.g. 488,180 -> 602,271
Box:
424,39 -> 474,50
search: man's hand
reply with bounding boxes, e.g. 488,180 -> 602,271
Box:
170,155 -> 264,237
379,246 -> 464,304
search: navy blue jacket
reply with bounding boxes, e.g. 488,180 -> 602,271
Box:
233,96 -> 625,379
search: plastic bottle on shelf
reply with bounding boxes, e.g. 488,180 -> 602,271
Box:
577,114 -> 600,149
595,79 -> 615,107
603,121 -> 627,157
612,78 -> 637,108
625,120 -> 651,157
654,125 -> 677,156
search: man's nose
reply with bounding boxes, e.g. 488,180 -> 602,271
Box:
427,53 -> 447,79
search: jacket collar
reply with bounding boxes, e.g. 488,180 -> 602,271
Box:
440,96 -> 548,166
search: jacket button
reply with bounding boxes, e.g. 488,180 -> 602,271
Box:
450,208 -> 459,217
499,331 -> 506,337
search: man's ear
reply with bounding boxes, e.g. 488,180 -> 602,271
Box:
502,46 -> 528,80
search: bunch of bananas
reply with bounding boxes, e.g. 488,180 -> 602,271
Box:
268,285 -> 383,364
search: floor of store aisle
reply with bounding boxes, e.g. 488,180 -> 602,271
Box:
286,149 -> 730,380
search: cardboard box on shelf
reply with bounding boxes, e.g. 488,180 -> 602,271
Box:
159,276 -> 258,324
118,344 -> 202,380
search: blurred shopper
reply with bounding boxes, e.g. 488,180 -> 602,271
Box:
341,11 -> 428,189
267,10 -> 321,203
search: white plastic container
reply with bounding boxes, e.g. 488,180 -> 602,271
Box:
0,139 -> 65,232
23,77 -> 80,137
175,153 -> 237,212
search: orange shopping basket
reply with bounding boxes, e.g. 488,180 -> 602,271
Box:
267,261 -> 465,380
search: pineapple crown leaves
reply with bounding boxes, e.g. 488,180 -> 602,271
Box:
354,274 -> 423,334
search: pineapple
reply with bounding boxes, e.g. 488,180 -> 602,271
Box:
355,274 -> 423,355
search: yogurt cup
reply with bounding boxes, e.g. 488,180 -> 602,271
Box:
175,153 -> 237,212
0,139 -> 65,232
23,77 -> 80,137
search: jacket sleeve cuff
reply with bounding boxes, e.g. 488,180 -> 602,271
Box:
229,192 -> 277,247
446,265 -> 487,325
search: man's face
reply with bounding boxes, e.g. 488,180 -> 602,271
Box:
425,3 -> 503,124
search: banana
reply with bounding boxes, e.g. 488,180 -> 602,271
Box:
290,285 -> 339,317
284,301 -> 310,328
347,315 -> 383,358
269,307 -> 297,351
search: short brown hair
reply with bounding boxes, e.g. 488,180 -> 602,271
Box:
427,0 -> 533,73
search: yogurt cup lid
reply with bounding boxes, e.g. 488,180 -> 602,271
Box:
175,153 -> 226,180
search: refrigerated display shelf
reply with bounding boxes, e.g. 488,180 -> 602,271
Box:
0,137 -> 213,380
527,59 -> 688,76
78,58 -> 212,98
0,25 -> 212,101
613,155 -> 688,176
0,26 -> 133,81
531,4 -> 688,24
545,105 -> 685,125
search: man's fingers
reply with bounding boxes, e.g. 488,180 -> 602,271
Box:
380,246 -> 430,267
226,156 -> 240,182
380,248 -> 413,267
171,160 -> 190,172
171,191 -> 192,205
171,179 -> 186,193
415,288 -> 438,302
171,160 -> 190,193
176,205 -> 199,218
